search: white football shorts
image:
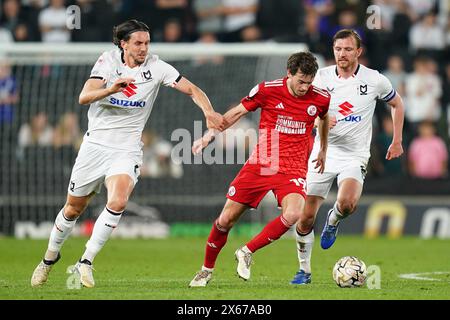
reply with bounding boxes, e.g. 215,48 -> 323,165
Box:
67,141 -> 143,197
306,149 -> 368,198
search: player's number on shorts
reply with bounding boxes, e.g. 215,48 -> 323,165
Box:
289,178 -> 306,192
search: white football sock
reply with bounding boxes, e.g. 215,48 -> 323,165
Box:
328,202 -> 344,226
241,245 -> 252,254
82,207 -> 122,263
295,229 -> 314,273
46,208 -> 77,260
201,266 -> 214,272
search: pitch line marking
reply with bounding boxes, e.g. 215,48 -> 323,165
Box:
398,271 -> 450,281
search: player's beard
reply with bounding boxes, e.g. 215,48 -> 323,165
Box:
131,51 -> 147,66
337,58 -> 356,71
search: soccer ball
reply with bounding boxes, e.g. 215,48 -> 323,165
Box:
332,256 -> 367,288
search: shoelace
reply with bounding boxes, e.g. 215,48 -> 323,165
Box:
243,252 -> 253,268
195,270 -> 210,280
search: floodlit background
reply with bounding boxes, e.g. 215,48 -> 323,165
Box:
0,0 -> 449,240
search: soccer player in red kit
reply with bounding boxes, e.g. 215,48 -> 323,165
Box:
189,52 -> 330,287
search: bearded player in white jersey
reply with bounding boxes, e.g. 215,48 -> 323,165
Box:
31,20 -> 224,288
291,29 -> 405,285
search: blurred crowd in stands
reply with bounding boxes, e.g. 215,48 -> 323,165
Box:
0,0 -> 449,180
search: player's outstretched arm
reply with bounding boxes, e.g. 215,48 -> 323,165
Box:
79,77 -> 135,105
173,77 -> 225,131
386,94 -> 404,160
312,113 -> 329,173
192,103 -> 249,155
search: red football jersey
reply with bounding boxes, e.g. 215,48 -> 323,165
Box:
241,77 -> 330,176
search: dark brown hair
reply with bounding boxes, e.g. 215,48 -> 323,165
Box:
113,20 -> 150,51
287,52 -> 318,76
333,29 -> 362,48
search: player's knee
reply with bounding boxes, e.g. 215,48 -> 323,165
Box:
298,211 -> 315,229
107,198 -> 128,212
337,198 -> 358,215
218,212 -> 238,229
283,209 -> 301,225
64,203 -> 86,219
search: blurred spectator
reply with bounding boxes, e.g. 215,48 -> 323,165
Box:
240,25 -> 261,42
53,112 -> 82,150
193,32 -> 224,66
389,0 -> 413,54
373,115 -> 405,177
409,12 -> 445,51
153,0 -> 191,40
405,0 -> 437,20
256,0 -> 302,42
193,0 -> 223,36
21,0 -> 46,41
405,56 -> 442,131
162,18 -> 188,42
0,60 -> 18,127
18,111 -> 54,147
141,130 -> 183,179
0,0 -> 30,41
298,9 -> 327,57
442,63 -> 450,139
221,0 -> 259,42
383,55 -> 407,97
38,0 -> 71,42
329,9 -> 365,41
372,0 -> 397,31
0,26 -> 13,43
71,0 -> 115,42
408,121 -> 448,179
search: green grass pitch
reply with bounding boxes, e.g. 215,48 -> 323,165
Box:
0,236 -> 449,300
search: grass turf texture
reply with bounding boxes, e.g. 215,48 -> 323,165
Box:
1,236 -> 449,300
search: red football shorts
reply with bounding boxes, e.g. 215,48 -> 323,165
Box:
226,163 -> 307,208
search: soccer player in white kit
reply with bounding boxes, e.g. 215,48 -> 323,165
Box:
291,29 -> 405,285
31,20 -> 224,288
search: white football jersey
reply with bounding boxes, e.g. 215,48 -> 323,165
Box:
312,64 -> 395,161
85,49 -> 181,151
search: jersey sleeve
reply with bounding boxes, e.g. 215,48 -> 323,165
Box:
241,83 -> 265,112
89,52 -> 112,81
377,73 -> 396,102
159,60 -> 182,87
312,70 -> 324,89
318,95 -> 330,119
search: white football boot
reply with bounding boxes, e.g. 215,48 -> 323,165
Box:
189,269 -> 213,287
235,248 -> 252,281
31,253 -> 60,287
73,260 -> 95,288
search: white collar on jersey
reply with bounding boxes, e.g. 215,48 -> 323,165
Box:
335,64 -> 360,79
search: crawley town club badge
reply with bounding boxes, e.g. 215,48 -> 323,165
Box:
228,186 -> 236,197
307,105 -> 317,116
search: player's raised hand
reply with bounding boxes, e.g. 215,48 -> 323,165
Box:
386,142 -> 403,160
109,77 -> 135,94
205,111 -> 226,131
312,149 -> 326,173
192,130 -> 217,155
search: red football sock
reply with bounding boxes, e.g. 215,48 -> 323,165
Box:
246,215 -> 292,253
203,219 -> 230,269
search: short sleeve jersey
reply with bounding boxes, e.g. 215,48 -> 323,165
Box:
312,64 -> 395,160
85,49 -> 181,151
241,77 -> 330,176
